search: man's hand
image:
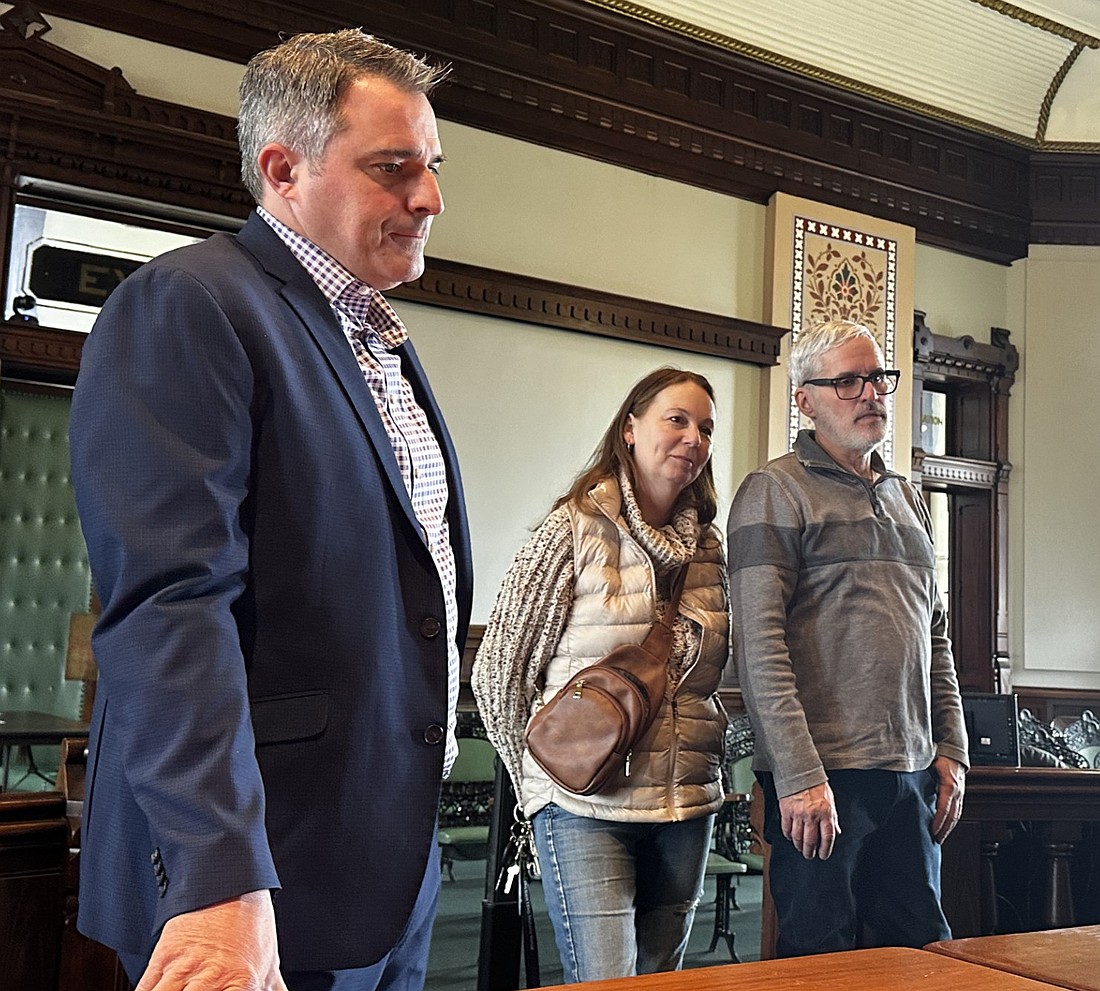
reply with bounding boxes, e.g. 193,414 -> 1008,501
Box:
778,781 -> 841,860
135,889 -> 288,991
930,755 -> 966,844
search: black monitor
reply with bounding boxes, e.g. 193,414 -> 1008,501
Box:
961,692 -> 1020,766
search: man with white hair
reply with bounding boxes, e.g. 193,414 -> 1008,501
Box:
727,319 -> 968,956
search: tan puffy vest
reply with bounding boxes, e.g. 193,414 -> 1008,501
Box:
520,478 -> 730,822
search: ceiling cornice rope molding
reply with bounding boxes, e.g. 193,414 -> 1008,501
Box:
582,0 -> 1100,153
582,0 -> 1046,148
971,0 -> 1100,47
1036,42 -> 1084,142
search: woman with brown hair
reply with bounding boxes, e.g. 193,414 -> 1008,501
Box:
473,366 -> 730,983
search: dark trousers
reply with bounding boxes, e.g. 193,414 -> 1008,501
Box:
760,768 -> 951,958
282,835 -> 441,991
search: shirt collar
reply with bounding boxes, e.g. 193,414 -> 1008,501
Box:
256,207 -> 408,349
794,429 -> 899,481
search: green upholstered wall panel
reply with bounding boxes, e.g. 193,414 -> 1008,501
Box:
0,385 -> 90,724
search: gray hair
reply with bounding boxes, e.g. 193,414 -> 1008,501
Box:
788,319 -> 881,387
238,29 -> 450,202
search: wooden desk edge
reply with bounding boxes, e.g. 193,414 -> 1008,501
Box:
926,929 -> 1100,991
536,947 -> 1065,990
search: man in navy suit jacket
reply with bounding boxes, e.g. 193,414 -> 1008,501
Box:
70,30 -> 472,991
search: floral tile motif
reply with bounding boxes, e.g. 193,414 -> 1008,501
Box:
789,216 -> 898,463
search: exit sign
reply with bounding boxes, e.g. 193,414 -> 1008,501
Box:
28,244 -> 145,307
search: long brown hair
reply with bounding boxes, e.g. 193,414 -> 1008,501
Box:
552,367 -> 718,525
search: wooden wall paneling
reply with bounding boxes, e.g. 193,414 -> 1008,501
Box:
1030,153 -> 1100,245
1014,688 -> 1100,726
913,314 -> 1018,693
0,790 -> 68,991
951,490 -> 995,694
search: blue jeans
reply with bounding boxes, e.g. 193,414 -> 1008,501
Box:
761,768 -> 951,958
532,804 -> 713,983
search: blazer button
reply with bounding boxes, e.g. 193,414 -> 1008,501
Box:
423,724 -> 445,745
420,616 -> 442,638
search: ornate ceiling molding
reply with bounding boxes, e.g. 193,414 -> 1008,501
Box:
0,20 -> 248,216
971,0 -> 1100,47
24,0 -> 1100,260
586,0 -> 1053,148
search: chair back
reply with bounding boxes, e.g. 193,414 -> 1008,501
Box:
0,386 -> 92,788
1059,710 -> 1100,769
1018,708 -> 1089,768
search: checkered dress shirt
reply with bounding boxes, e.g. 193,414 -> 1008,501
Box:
258,208 -> 460,775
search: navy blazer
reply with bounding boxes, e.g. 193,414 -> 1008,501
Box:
70,212 -> 473,971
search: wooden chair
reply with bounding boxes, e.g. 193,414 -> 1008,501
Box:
702,713 -> 756,961
1058,710 -> 1100,769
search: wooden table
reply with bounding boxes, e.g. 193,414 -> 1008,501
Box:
927,925 -> 1100,991
942,766 -> 1100,935
538,947 -> 1064,990
0,710 -> 90,790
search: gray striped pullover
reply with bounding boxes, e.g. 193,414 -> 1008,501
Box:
727,430 -> 968,799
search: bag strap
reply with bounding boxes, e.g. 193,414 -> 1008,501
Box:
662,564 -> 688,627
519,867 -> 541,987
639,564 -> 688,661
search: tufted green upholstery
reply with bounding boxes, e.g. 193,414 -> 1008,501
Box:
0,384 -> 92,790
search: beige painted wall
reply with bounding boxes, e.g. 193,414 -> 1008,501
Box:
36,16 -> 1100,688
402,302 -> 756,618
1009,246 -> 1100,691
429,121 -> 767,318
914,243 -> 1009,343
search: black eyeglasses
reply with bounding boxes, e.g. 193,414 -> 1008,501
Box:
801,370 -> 900,400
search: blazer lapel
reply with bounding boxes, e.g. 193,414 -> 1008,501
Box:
236,214 -> 425,543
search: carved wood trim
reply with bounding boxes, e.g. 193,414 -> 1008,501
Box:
0,322 -> 84,384
911,313 -> 1018,693
390,258 -> 786,363
914,311 -> 1020,391
0,30 -> 249,220
39,0 -> 1100,263
1013,687 -> 1100,725
1,248 -> 786,385
1030,153 -> 1100,246
916,453 -> 1001,490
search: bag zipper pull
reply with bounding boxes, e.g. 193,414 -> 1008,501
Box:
625,751 -> 632,777
572,679 -> 585,699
